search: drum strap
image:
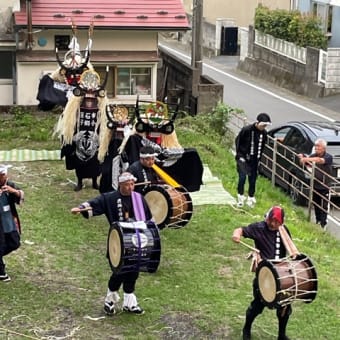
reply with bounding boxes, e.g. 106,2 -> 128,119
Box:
131,192 -> 146,221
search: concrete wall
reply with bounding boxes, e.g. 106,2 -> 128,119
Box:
0,82 -> 13,105
182,0 -> 291,27
0,0 -> 20,10
325,48 -> 340,93
179,14 -> 238,57
238,26 -> 325,98
16,62 -> 47,105
197,75 -> 224,115
0,6 -> 14,35
158,47 -> 223,114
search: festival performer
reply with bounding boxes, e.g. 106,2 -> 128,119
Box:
54,70 -> 107,191
232,206 -> 292,340
97,104 -> 161,193
98,98 -> 203,193
37,21 -> 93,111
235,113 -> 271,208
71,172 -> 153,315
127,146 -> 161,194
51,22 -> 108,191
53,61 -> 109,191
0,165 -> 24,282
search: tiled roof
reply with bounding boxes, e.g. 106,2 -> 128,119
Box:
14,0 -> 189,30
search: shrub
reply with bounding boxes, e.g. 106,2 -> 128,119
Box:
255,5 -> 328,50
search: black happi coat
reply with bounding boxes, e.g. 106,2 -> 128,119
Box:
61,101 -> 101,180
235,123 -> 268,162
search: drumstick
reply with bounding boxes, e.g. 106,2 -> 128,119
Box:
134,181 -> 152,186
239,240 -> 260,253
77,206 -> 93,212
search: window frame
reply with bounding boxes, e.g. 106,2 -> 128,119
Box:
0,51 -> 15,80
55,35 -> 71,50
116,66 -> 152,97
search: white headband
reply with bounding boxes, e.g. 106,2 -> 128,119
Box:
140,153 -> 157,158
118,173 -> 137,183
258,121 -> 272,127
0,164 -> 11,175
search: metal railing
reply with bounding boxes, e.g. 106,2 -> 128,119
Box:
230,114 -> 340,223
260,135 -> 340,223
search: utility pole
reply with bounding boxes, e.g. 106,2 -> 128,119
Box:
191,0 -> 203,68
191,0 -> 203,99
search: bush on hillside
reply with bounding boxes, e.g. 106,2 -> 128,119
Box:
177,102 -> 242,149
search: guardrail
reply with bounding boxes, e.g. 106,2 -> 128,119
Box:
230,115 -> 340,224
259,135 -> 340,223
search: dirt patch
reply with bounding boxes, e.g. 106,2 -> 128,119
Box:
159,311 -> 231,339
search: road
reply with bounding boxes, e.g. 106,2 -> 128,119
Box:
159,42 -> 340,126
159,40 -> 340,239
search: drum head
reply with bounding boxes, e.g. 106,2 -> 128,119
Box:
257,265 -> 277,304
144,186 -> 170,228
256,260 -> 280,307
107,225 -> 123,272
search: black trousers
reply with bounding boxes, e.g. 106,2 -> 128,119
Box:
313,189 -> 329,225
244,279 -> 292,338
0,229 -> 20,274
237,158 -> 258,197
108,270 -> 139,294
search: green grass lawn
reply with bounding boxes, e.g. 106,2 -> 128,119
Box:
0,109 -> 339,339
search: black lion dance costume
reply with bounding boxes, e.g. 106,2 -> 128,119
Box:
37,21 -> 93,111
98,97 -> 185,194
98,97 -> 203,195
52,22 -> 108,191
54,68 -> 108,191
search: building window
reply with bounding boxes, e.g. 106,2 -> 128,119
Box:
55,35 -> 70,50
117,67 -> 151,96
312,2 -> 332,35
94,66 -> 152,98
327,5 -> 333,34
0,51 -> 14,79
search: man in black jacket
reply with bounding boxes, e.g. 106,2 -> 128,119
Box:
298,138 -> 333,228
235,113 -> 271,208
0,165 -> 24,282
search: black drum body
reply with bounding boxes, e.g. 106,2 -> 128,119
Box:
143,184 -> 193,229
256,254 -> 318,308
107,221 -> 161,274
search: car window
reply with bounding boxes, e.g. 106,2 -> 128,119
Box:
270,127 -> 291,143
284,128 -> 305,150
